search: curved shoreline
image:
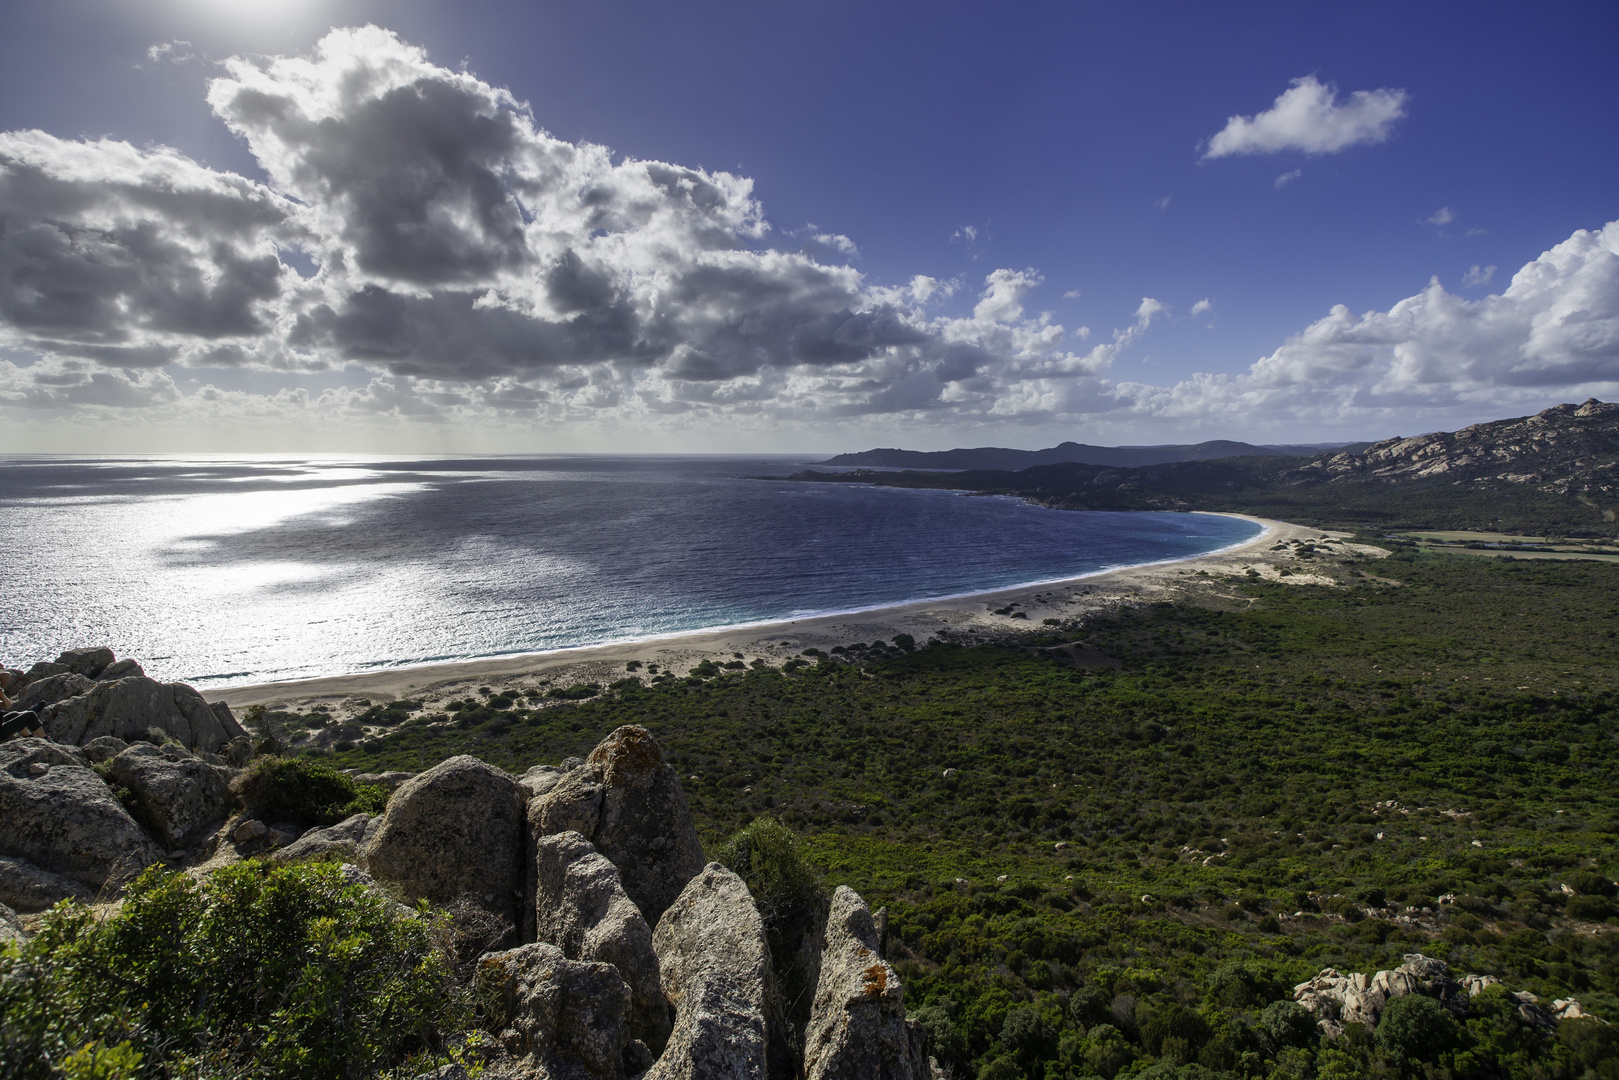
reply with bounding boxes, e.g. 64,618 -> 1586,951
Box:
207,512 -> 1329,711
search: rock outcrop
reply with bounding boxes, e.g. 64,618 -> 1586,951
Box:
106,743 -> 232,849
803,886 -> 930,1080
476,942 -> 637,1080
0,739 -> 161,889
531,830 -> 671,1054
273,813 -> 379,864
40,675 -> 247,754
365,755 -> 526,931
15,673 -> 96,715
0,854 -> 95,912
1294,953 -> 1570,1036
647,863 -> 776,1080
530,726 -> 706,926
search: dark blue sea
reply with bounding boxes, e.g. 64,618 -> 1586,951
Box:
0,455 -> 1261,687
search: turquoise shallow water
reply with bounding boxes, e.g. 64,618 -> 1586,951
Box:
0,455 -> 1260,688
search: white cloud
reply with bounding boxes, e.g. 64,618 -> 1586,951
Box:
951,225 -> 978,244
1154,195 -> 1172,211
1425,206 -> 1456,226
1275,169 -> 1302,188
1110,220 -> 1619,432
1463,264 -> 1496,287
1134,298 -> 1166,328
974,269 -> 1042,323
1203,75 -> 1407,159
1190,298 -> 1213,316
1062,289 -> 1081,300
810,231 -> 859,257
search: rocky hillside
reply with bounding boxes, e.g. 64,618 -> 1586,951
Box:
1296,398 -> 1619,496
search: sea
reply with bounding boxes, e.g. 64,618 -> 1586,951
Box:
0,455 -> 1261,689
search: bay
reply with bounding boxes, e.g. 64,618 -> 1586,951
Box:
0,455 -> 1260,687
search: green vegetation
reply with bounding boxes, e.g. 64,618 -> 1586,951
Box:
0,860 -> 470,1080
717,817 -> 829,1042
316,548 -> 1619,1078
233,757 -> 391,828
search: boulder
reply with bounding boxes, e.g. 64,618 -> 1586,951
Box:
15,673 -> 96,715
476,942 -> 634,1080
272,813 -> 380,864
530,726 -> 705,925
0,738 -> 89,776
647,863 -> 774,1080
40,676 -> 248,754
19,662 -> 70,687
803,886 -> 931,1080
0,752 -> 161,890
364,755 -> 526,930
351,771 -> 414,791
81,736 -> 129,763
532,831 -> 671,1054
56,648 -> 116,678
98,659 -> 144,682
106,743 -> 233,849
0,902 -> 24,947
0,854 -> 95,912
520,763 -> 570,799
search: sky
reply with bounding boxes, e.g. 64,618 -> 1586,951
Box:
0,1 -> 1615,454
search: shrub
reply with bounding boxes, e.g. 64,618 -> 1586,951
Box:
1256,999 -> 1317,1053
233,757 -> 390,829
1376,993 -> 1456,1062
717,817 -> 828,1027
0,860 -> 469,1080
910,1003 -> 964,1068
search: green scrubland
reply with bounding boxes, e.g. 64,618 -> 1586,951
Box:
296,546 -> 1619,1079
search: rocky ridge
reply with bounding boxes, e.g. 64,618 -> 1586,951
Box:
1296,398 -> 1619,494
0,653 -> 937,1080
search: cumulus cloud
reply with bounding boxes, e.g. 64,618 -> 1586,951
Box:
1464,264 -> 1496,287
1190,299 -> 1213,317
1111,220 -> 1619,430
1425,206 -> 1456,226
1204,75 -> 1407,159
0,26 -> 1131,429
1275,169 -> 1302,188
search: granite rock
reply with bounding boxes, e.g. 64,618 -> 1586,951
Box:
41,676 -> 248,754
365,755 -> 526,931
477,942 -> 633,1080
107,743 -> 232,849
647,863 -> 774,1080
532,830 -> 671,1054
803,886 -> 931,1080
530,726 -> 705,926
0,854 -> 95,912
0,751 -> 160,889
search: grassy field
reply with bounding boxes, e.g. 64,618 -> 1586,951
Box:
303,546 -> 1619,1079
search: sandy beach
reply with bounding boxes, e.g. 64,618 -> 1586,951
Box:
209,514 -> 1366,714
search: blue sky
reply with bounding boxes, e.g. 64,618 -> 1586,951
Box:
0,0 -> 1615,452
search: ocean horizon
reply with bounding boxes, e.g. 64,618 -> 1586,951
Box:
0,454 -> 1261,688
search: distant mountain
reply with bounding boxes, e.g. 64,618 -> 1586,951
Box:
788,400 -> 1619,535
818,439 -> 1367,471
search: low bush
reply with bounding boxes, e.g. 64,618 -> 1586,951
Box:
0,860 -> 469,1080
233,757 -> 390,829
718,817 -> 828,1032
